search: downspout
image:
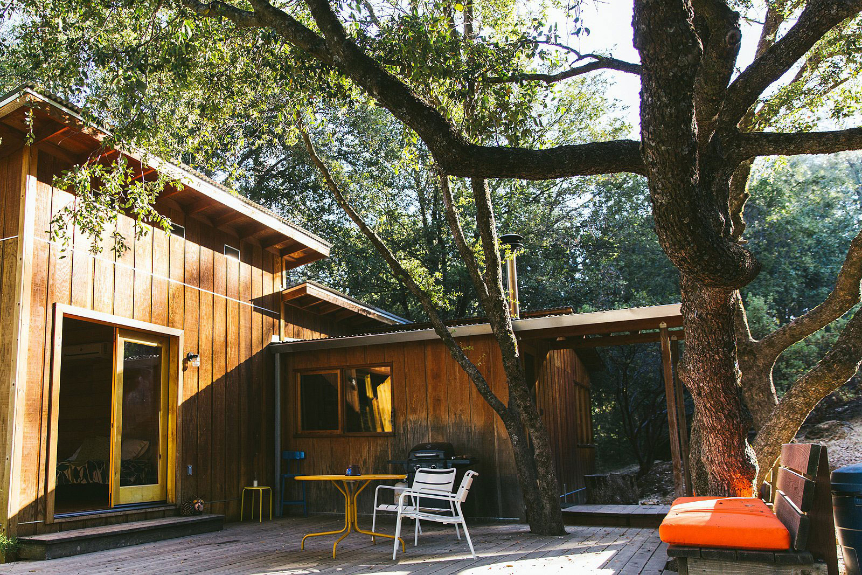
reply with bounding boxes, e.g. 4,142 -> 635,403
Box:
273,348 -> 281,517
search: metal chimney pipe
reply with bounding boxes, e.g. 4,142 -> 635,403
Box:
500,234 -> 524,319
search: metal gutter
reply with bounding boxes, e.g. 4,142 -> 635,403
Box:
270,303 -> 682,353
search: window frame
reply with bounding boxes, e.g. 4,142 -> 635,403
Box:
294,362 -> 394,437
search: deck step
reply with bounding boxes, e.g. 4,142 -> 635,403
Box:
562,504 -> 670,528
17,514 -> 224,560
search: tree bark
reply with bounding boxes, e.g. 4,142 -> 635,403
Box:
680,276 -> 757,495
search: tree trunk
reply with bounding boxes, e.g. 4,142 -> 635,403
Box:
680,275 -> 757,495
499,399 -> 566,533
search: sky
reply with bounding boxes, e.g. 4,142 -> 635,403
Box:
566,0 -> 766,136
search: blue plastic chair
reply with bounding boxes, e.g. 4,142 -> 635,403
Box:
280,451 -> 308,516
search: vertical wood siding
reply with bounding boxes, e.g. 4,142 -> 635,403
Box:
0,149 -> 24,531
281,335 -> 594,520
11,151 -> 295,534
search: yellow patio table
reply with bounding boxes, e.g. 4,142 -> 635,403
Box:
295,473 -> 406,558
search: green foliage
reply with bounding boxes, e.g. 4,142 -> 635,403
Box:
742,152 -> 862,393
590,344 -> 673,474
50,156 -> 175,257
0,532 -> 18,560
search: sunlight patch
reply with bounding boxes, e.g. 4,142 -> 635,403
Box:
460,550 -> 616,573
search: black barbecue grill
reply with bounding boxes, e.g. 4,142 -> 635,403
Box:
388,442 -> 477,509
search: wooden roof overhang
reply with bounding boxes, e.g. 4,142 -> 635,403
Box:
270,303 -> 683,353
0,86 -> 330,268
282,281 -> 409,330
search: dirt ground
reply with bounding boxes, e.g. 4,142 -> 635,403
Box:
796,379 -> 862,471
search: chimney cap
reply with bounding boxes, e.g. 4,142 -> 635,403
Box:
500,233 -> 524,250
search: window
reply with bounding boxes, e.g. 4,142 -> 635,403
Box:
224,244 -> 240,260
298,371 -> 340,432
170,223 -> 185,238
297,365 -> 393,435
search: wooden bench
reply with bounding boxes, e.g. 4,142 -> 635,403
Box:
663,443 -> 838,575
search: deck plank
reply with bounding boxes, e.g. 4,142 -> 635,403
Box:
3,516 -> 669,574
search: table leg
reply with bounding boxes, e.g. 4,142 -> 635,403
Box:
351,480 -> 405,552
259,489 -> 263,523
301,481 -> 351,557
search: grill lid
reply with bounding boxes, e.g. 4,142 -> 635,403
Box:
408,442 -> 456,459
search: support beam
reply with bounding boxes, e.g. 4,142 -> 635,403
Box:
671,337 -> 692,496
131,166 -> 157,182
552,329 -> 685,349
214,211 -> 247,228
186,199 -> 217,216
33,125 -> 71,146
660,324 -> 686,499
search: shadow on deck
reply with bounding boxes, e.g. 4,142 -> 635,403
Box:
3,515 -> 671,574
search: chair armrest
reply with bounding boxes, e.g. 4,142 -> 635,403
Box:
398,489 -> 457,504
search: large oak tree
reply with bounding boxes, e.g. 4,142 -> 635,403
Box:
4,0 -> 862,531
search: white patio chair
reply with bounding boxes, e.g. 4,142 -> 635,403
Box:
372,468 -> 457,541
392,470 -> 478,560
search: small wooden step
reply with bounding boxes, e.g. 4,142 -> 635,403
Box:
562,504 -> 670,528
18,514 -> 224,560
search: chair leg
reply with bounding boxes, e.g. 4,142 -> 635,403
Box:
450,501 -> 460,540
458,505 -> 475,558
393,514 -> 404,560
371,499 -> 378,544
414,517 -> 420,546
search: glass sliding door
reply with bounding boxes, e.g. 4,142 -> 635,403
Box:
111,330 -> 169,505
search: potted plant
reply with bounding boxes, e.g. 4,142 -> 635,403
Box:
0,532 -> 18,563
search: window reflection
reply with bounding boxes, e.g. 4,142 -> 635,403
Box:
343,367 -> 392,433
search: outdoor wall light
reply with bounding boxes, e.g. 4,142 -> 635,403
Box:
185,352 -> 201,367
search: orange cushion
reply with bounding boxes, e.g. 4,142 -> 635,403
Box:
659,497 -> 790,551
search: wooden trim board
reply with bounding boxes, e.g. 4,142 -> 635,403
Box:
44,304 -> 184,524
3,146 -> 37,536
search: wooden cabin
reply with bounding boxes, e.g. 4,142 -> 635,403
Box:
271,304 -> 684,520
0,86 -> 410,537
0,85 -> 685,540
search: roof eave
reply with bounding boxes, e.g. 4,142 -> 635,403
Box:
0,86 -> 330,260
269,303 -> 683,353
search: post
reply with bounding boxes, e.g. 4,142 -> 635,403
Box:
671,337 -> 692,496
660,324 -> 685,498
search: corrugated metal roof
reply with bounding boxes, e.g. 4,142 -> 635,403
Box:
270,303 -> 683,353
283,280 -> 410,325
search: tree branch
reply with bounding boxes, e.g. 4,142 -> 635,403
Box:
219,0 -> 646,179
753,302 -> 862,482
179,0 -> 261,27
735,127 -> 862,160
485,58 -> 641,84
720,0 -> 862,128
297,122 -> 509,418
691,0 -> 741,148
757,226 -> 862,361
437,171 -> 492,311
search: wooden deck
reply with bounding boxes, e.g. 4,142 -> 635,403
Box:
3,515 -> 670,574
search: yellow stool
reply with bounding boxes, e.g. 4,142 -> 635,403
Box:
241,486 -> 273,522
